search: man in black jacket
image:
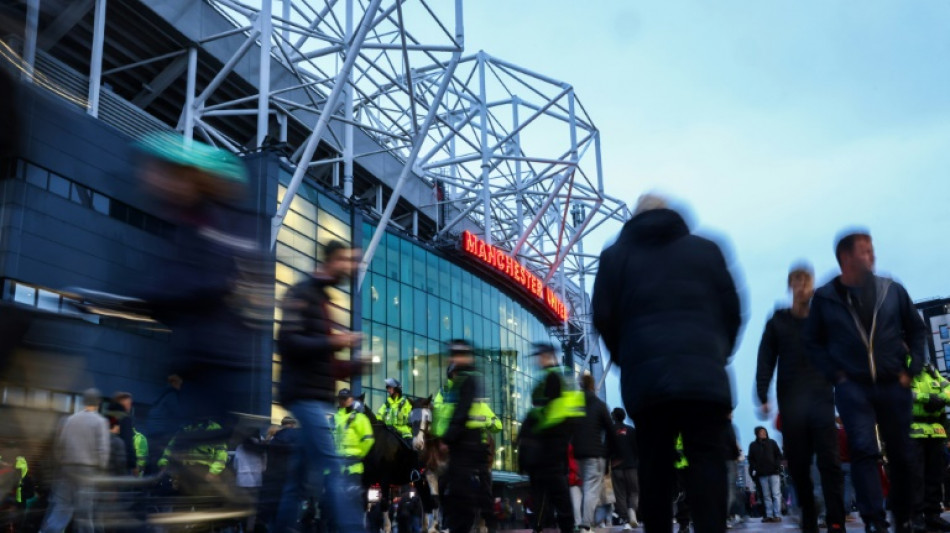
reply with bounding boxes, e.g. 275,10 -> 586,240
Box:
805,231 -> 927,533
274,240 -> 365,533
611,408 -> 640,529
592,195 -> 742,533
756,265 -> 844,532
575,374 -> 618,531
747,427 -> 784,522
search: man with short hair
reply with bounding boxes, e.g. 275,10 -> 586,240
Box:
275,240 -> 366,532
805,231 -> 927,533
109,391 -> 137,475
40,388 -> 110,533
592,195 -> 742,533
756,264 -> 844,532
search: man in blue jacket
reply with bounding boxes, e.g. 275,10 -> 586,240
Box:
805,231 -> 927,533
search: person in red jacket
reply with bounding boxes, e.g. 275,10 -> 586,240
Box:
569,444 -> 583,529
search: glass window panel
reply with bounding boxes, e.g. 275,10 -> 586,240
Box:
327,303 -> 349,329
452,304 -> 463,339
275,262 -> 297,285
3,386 -> 25,406
401,331 -> 414,395
472,277 -> 483,316
428,339 -> 443,394
438,258 -> 450,298
291,198 -> 317,222
463,313 -> 473,341
326,286 -> 352,312
361,282 -> 372,321
411,334 -> 427,397
450,265 -> 462,303
385,233 -> 400,279
29,389 -> 51,409
427,294 -> 440,338
412,245 -> 426,290
51,392 -> 72,413
370,273 -> 386,325
318,209 -> 351,243
371,322 -> 386,386
461,271 -> 473,310
25,164 -> 48,188
440,298 -> 452,340
386,326 -> 401,387
13,283 -> 36,306
482,288 -> 492,322
285,210 -> 317,238
48,174 -> 69,198
400,238 -> 413,282
371,234 -> 386,274
400,283 -> 413,330
37,289 -> 60,312
473,318 -> 483,351
425,252 -> 438,294
388,277 -> 401,327
412,289 -> 426,336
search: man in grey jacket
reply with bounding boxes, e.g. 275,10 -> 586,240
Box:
40,388 -> 110,533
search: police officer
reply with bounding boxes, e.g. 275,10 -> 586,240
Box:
910,361 -> 950,531
157,419 -> 229,493
379,377 -> 413,444
334,388 -> 375,486
439,339 -> 495,533
522,342 -> 584,533
132,428 -> 148,477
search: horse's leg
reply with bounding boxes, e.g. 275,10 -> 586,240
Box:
425,469 -> 441,533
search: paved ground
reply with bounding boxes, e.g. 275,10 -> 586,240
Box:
498,516 -> 871,533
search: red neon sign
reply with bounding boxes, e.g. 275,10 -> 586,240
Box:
461,230 -> 568,322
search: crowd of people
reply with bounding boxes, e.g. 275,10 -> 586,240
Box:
1,125 -> 948,533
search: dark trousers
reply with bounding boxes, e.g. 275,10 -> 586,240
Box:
912,437 -> 946,517
528,468 -> 574,533
444,460 -> 488,533
675,468 -> 690,526
834,380 -> 914,523
612,467 -> 639,521
634,401 -> 730,533
780,408 -> 845,529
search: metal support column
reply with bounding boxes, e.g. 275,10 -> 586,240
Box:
257,0 -> 273,148
87,0 -> 107,117
22,0 -> 39,81
271,0 -> 384,247
512,96 -> 523,238
183,47 -> 198,141
343,0 -> 355,199
477,51 -> 492,244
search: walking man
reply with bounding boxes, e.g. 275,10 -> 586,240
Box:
274,240 -> 366,532
756,264 -> 845,532
805,230 -> 927,533
592,194 -> 742,533
40,388 -> 110,533
611,407 -> 640,530
747,427 -> 783,523
574,374 -> 618,531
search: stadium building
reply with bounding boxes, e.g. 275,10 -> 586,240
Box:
0,0 -> 627,481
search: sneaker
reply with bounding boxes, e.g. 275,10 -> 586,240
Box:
763,517 -> 774,523
622,524 -> 634,531
774,516 -> 783,523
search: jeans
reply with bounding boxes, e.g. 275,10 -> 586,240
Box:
274,400 -> 363,533
578,457 -> 606,527
726,461 -> 738,516
40,465 -> 98,533
634,401 -> 730,533
760,475 -> 782,518
835,380 -> 914,523
570,485 -> 583,527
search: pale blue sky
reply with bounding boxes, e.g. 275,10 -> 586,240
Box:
465,1 -> 950,447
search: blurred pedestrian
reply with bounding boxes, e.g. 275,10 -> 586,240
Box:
756,264 -> 844,533
611,407 -> 640,529
274,240 -> 365,532
39,388 -> 110,533
520,342 -> 584,533
574,374 -> 618,531
106,392 -> 137,476
233,431 -> 266,532
108,417 -> 129,476
259,417 -> 297,529
748,427 -> 783,522
439,340 -> 496,533
804,230 -> 927,533
145,374 -> 184,471
592,194 -> 742,533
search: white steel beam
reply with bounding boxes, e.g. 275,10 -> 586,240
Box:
86,0 -> 106,117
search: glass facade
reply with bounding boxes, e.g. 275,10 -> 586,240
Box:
272,169 -> 560,473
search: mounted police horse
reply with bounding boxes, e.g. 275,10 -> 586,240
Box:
356,395 -> 433,533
